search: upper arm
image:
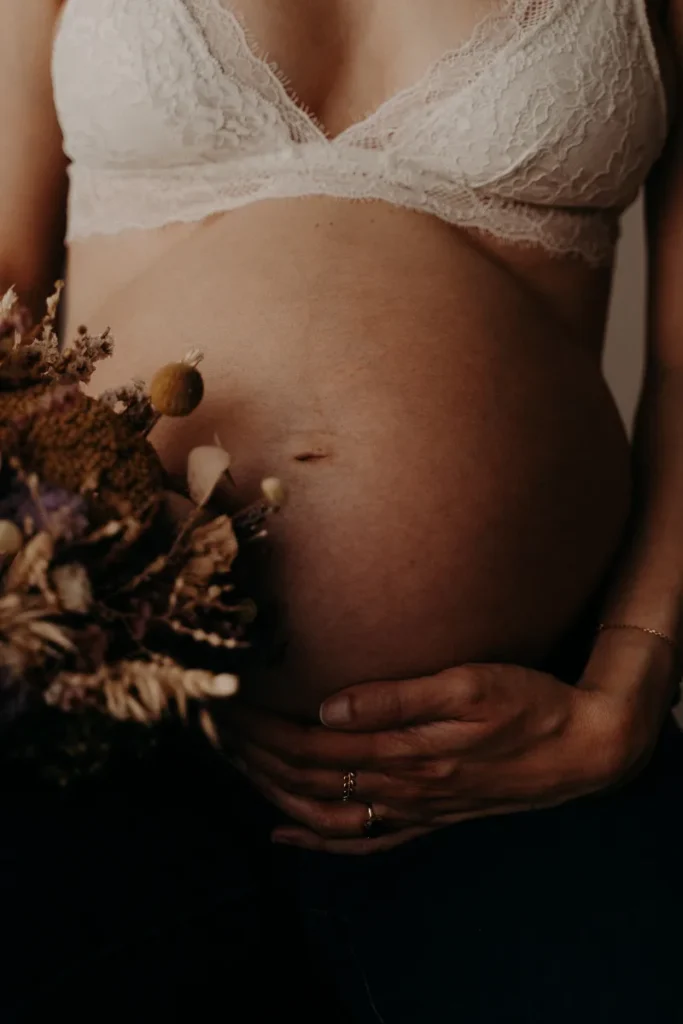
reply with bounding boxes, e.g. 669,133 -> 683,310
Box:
0,1 -> 68,309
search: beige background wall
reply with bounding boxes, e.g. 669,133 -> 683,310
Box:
604,195 -> 647,434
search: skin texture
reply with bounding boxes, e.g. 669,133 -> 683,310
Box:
3,1 -> 680,853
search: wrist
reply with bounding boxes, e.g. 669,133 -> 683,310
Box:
579,623 -> 679,702
576,627 -> 678,783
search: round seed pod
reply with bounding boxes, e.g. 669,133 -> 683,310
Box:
149,363 -> 204,417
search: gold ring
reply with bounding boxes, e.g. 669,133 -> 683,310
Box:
342,770 -> 357,802
363,802 -> 384,839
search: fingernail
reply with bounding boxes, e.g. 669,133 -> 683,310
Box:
320,696 -> 351,726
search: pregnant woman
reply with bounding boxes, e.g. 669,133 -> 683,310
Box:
4,0 -> 683,1021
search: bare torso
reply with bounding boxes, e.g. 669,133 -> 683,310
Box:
61,0 -> 673,719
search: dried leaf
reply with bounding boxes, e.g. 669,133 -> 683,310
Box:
189,515 -> 238,569
52,563 -> 93,613
28,619 -> 75,651
199,707 -> 220,748
4,531 -> 55,594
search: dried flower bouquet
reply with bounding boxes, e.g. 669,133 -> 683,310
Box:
0,284 -> 283,785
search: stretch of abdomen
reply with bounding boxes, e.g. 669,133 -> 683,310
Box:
65,198 -> 632,719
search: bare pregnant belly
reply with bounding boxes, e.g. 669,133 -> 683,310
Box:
66,200 -> 632,720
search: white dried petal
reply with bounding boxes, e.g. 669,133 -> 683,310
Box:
174,683 -> 188,720
211,674 -> 239,698
136,674 -> 164,717
260,477 -> 286,509
0,520 -> 23,556
199,708 -> 220,748
187,446 -> 232,507
180,669 -> 209,698
52,563 -> 93,613
0,286 -> 19,318
5,531 -> 55,592
104,681 -> 128,720
28,620 -> 75,651
125,694 -> 151,723
44,281 -> 64,322
183,348 -> 204,368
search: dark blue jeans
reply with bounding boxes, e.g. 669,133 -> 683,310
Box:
269,598 -> 683,1022
274,718 -> 683,1023
2,718 -> 682,1023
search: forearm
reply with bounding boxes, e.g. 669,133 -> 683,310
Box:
0,240 -> 62,326
580,364 -> 683,714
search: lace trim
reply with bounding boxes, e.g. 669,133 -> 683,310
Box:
53,0 -> 669,264
66,157 -> 619,265
182,0 -> 326,144
186,0 -> 524,144
187,1 -> 329,141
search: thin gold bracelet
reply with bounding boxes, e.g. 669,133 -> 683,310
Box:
596,623 -> 682,708
596,622 -> 678,650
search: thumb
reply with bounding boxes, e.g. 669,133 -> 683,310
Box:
319,667 -> 480,731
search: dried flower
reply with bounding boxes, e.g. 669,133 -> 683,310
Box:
0,480 -> 89,542
261,477 -> 286,509
99,378 -> 156,434
0,286 -> 283,787
51,563 -> 93,614
187,445 -> 233,506
150,362 -> 204,417
0,384 -> 166,523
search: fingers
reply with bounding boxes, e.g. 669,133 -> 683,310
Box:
319,666 -> 489,732
231,740 -> 345,798
271,825 -> 434,856
231,737 -> 414,802
270,804 -> 535,856
225,702 -> 475,768
244,767 -> 414,838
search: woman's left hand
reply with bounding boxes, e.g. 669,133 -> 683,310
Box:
224,661 -> 652,855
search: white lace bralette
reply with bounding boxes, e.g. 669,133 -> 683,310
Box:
52,0 -> 670,264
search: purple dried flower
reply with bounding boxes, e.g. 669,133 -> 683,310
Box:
0,482 -> 89,542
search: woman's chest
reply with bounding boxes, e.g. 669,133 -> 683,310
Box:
54,0 -> 670,238
210,0 -> 675,135
220,0 -> 505,136
54,0 -> 674,141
